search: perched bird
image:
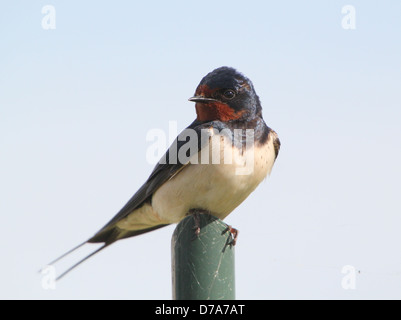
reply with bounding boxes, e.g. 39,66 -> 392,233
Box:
49,66 -> 280,279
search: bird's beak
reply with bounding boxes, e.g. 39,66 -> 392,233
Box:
188,96 -> 218,103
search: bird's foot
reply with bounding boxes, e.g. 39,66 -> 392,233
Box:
226,225 -> 239,246
192,212 -> 201,238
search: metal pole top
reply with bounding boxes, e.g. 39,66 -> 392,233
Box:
172,212 -> 235,300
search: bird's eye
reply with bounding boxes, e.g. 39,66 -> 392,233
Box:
223,89 -> 236,100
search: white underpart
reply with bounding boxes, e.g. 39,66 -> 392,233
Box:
116,131 -> 277,231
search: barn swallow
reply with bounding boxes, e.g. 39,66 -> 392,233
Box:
49,66 -> 280,279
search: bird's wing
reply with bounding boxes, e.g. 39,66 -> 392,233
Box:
88,120 -> 215,243
47,120 -> 220,280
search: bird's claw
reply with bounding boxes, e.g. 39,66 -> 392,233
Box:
223,225 -> 239,246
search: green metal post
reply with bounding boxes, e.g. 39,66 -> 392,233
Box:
171,212 -> 235,300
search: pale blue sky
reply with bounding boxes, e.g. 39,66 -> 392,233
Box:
1,1 -> 401,299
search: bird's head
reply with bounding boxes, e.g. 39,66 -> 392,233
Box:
189,67 -> 262,122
